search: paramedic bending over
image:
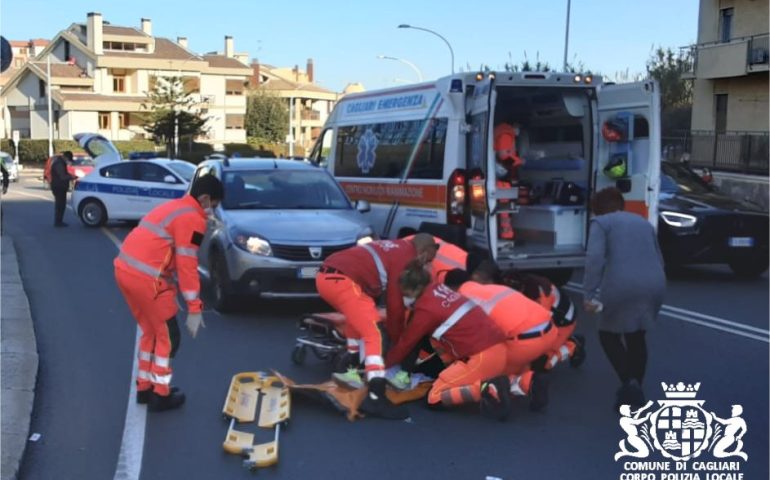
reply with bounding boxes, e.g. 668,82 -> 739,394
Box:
583,187 -> 666,411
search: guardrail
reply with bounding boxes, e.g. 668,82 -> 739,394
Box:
662,131 -> 769,175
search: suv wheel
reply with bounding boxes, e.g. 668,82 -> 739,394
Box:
210,251 -> 237,313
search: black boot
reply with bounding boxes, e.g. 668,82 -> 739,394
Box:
480,376 -> 512,421
136,388 -> 152,404
615,380 -> 644,412
529,372 -> 550,412
359,378 -> 409,420
148,390 -> 186,412
569,334 -> 587,368
333,351 -> 362,373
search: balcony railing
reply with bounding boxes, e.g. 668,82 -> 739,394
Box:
748,33 -> 769,67
300,109 -> 321,121
680,33 -> 769,78
662,131 -> 769,175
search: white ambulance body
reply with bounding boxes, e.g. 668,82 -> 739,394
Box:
309,72 -> 661,278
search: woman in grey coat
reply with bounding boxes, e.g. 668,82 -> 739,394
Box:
583,187 -> 666,410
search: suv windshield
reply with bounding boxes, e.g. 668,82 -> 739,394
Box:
222,169 -> 351,210
660,162 -> 711,195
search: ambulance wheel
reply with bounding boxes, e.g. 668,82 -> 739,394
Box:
79,199 -> 107,227
291,345 -> 306,365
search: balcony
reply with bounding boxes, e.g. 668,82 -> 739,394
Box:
300,109 -> 321,121
681,33 -> 769,80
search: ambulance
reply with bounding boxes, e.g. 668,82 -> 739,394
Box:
308,72 -> 661,281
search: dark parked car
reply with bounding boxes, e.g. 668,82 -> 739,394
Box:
657,161 -> 769,277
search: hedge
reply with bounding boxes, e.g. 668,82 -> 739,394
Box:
1,139 -> 158,165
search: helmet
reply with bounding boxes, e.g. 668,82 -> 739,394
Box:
601,118 -> 628,142
604,154 -> 628,179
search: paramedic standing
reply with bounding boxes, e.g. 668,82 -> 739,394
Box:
583,187 -> 665,411
493,123 -> 524,240
50,151 -> 77,227
316,234 -> 439,419
114,175 -> 223,412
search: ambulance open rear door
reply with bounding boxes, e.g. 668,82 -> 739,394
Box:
596,80 -> 662,227
465,76 -> 498,258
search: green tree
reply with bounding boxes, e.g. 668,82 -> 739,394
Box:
141,76 -> 208,157
245,89 -> 289,143
646,46 -> 694,134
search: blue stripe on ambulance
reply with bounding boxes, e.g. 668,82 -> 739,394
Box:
75,181 -> 185,199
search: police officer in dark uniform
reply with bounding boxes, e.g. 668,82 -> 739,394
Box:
51,151 -> 76,227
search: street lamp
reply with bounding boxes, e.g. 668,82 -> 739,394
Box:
377,55 -> 424,82
397,24 -> 454,74
563,0 -> 572,71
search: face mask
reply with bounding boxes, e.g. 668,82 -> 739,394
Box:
403,296 -> 416,308
204,207 -> 215,220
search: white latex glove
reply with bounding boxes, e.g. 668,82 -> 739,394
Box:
185,312 -> 206,338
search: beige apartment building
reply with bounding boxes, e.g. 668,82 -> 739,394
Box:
249,59 -> 338,151
685,0 -> 769,173
1,13 -> 250,147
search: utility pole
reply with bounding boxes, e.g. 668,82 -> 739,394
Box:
47,54 -> 53,157
563,0 -> 572,71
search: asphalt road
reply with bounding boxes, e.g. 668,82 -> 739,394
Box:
3,173 -> 768,480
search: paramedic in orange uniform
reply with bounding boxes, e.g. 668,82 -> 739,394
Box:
493,123 -> 524,241
315,234 -> 439,419
404,233 -> 467,283
386,263 -> 512,419
114,175 -> 223,412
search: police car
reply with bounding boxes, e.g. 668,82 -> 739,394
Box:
70,133 -> 196,227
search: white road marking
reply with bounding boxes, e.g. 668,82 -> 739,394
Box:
101,228 -> 146,480
564,282 -> 769,343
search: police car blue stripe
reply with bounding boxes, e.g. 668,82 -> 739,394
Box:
75,181 -> 185,200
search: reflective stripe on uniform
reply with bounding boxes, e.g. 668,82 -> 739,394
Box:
459,386 -> 475,403
558,345 -> 571,361
138,351 -> 153,362
182,290 -> 199,301
151,373 -> 172,385
159,206 -> 198,228
479,290 -> 513,315
364,355 -> 384,367
176,246 -> 198,257
435,252 -> 464,269
551,286 -> 561,306
138,220 -> 173,242
361,244 -> 388,288
510,376 -> 527,396
346,338 -> 360,351
562,299 -> 575,323
432,300 -> 476,340
521,320 -> 551,336
137,370 -> 152,381
153,355 -> 170,368
118,251 -> 163,278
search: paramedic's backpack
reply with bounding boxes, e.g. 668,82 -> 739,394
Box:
557,182 -> 584,206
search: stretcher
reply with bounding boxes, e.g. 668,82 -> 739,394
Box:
222,372 -> 290,471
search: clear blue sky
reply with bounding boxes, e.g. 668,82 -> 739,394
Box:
1,0 -> 699,91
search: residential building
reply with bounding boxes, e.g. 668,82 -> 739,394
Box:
0,13 -> 250,148
684,0 -> 769,173
249,59 -> 338,151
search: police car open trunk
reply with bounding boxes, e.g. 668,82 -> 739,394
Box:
467,74 -> 660,273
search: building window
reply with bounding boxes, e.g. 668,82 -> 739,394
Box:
39,79 -> 46,98
225,79 -> 244,96
225,114 -> 244,130
714,94 -> 728,133
719,8 -> 733,43
99,112 -> 111,130
118,113 -> 129,129
14,58 -> 24,68
64,41 -> 70,61
113,76 -> 126,93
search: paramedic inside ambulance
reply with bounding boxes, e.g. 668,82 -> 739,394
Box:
493,122 -> 525,241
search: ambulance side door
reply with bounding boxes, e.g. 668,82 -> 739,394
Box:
596,80 -> 662,227
465,77 -> 496,256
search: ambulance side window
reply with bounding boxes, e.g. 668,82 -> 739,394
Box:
467,112 -> 488,173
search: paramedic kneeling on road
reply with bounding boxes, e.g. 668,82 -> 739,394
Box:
386,263 -> 512,418
315,234 -> 439,419
114,174 -> 223,412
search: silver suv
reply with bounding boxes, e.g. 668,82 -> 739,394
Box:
192,158 -> 374,311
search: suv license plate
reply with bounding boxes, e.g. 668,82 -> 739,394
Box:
728,237 -> 754,248
298,267 -> 319,279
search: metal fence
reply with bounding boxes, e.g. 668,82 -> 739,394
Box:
662,131 -> 769,175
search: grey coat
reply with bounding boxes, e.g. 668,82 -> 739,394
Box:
583,211 -> 666,333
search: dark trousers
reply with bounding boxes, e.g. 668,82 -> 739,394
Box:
598,330 -> 647,385
52,186 -> 67,224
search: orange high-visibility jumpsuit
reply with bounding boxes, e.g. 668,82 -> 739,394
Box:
317,239 -> 417,380
404,234 -> 467,283
114,195 -> 206,397
493,123 -> 524,241
385,283 -> 508,407
536,285 -> 579,370
459,281 -> 558,377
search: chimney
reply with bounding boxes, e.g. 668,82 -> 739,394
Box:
141,18 -> 152,35
177,36 -> 188,49
250,61 -> 261,88
293,64 -> 299,82
224,36 -> 234,58
306,58 -> 314,83
87,12 -> 103,55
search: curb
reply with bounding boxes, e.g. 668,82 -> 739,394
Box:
1,236 -> 38,480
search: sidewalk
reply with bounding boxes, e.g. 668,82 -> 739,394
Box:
1,236 -> 38,480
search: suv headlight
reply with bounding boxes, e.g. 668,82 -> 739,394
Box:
231,230 -> 272,256
660,211 -> 697,228
356,229 -> 375,245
